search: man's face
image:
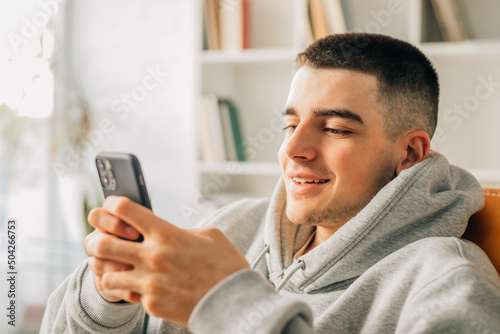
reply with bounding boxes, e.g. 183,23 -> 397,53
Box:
279,67 -> 401,228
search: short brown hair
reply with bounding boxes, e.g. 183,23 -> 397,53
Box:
295,33 -> 439,141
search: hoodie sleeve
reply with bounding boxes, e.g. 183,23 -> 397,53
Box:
188,269 -> 313,334
40,259 -> 146,333
396,264 -> 500,334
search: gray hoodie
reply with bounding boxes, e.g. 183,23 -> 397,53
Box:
41,153 -> 500,333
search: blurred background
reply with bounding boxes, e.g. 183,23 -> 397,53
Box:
0,0 -> 499,332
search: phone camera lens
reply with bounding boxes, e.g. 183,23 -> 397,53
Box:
102,176 -> 109,185
97,159 -> 105,171
104,159 -> 112,170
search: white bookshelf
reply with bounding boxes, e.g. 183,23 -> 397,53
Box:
194,0 -> 500,214
420,40 -> 500,57
200,48 -> 296,64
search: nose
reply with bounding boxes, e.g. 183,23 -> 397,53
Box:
284,124 -> 317,162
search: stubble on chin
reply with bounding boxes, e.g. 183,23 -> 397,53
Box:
286,196 -> 369,227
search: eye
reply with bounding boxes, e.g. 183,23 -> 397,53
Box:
282,125 -> 296,133
324,128 -> 352,137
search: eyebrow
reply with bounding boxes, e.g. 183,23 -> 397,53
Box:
282,107 -> 365,125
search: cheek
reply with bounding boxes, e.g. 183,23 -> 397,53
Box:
333,143 -> 396,194
326,145 -> 374,189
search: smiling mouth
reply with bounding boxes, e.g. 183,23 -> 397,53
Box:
292,177 -> 330,185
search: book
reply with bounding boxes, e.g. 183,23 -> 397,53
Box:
219,0 -> 242,51
297,0 -> 314,46
430,0 -> 467,42
323,0 -> 346,34
199,95 -> 246,162
199,96 -> 216,162
203,0 -> 221,50
309,0 -> 330,40
221,99 -> 246,161
219,100 -> 238,161
200,94 -> 227,162
242,0 -> 251,49
203,0 -> 251,51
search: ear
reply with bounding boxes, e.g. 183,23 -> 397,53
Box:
396,131 -> 431,175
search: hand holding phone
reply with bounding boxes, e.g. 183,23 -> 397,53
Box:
95,152 -> 152,241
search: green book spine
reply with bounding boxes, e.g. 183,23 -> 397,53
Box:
225,100 -> 246,161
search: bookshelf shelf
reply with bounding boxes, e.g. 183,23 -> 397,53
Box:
199,161 -> 281,176
419,39 -> 500,57
200,48 -> 296,64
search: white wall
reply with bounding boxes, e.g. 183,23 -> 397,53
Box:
64,0 -> 198,226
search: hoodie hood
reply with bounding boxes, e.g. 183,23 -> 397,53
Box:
264,152 -> 485,293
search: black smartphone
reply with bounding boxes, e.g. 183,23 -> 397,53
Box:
95,152 -> 152,241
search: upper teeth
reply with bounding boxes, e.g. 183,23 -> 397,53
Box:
293,177 -> 328,184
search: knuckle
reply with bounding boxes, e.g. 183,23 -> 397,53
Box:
87,208 -> 102,228
101,272 -> 115,289
101,273 -> 111,289
91,258 -> 104,274
84,232 -> 98,255
142,296 -> 161,316
148,248 -> 165,270
94,277 -> 103,290
108,216 -> 124,234
145,276 -> 161,294
93,235 -> 111,257
113,196 -> 132,215
123,290 -> 136,302
83,233 -> 92,250
84,228 -> 99,240
87,257 -> 96,272
122,290 -> 131,300
204,227 -> 224,239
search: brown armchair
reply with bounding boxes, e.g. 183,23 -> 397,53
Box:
462,188 -> 500,274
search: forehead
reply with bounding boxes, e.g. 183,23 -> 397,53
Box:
285,67 -> 382,123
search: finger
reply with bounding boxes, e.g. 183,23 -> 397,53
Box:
84,229 -> 111,256
112,290 -> 141,304
94,277 -> 141,304
88,257 -> 133,277
84,228 -> 127,254
101,271 -> 144,296
121,290 -> 142,304
84,229 -> 99,253
85,232 -> 142,265
88,207 -> 140,240
103,196 -> 181,239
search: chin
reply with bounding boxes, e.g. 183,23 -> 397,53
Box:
285,209 -> 304,225
285,203 -> 313,225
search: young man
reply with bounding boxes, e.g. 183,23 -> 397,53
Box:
41,33 -> 500,333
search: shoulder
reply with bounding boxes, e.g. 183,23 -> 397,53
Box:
402,237 -> 498,278
368,237 -> 500,300
394,238 -> 500,333
386,237 -> 500,299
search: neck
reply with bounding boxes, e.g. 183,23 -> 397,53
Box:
304,225 -> 341,254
